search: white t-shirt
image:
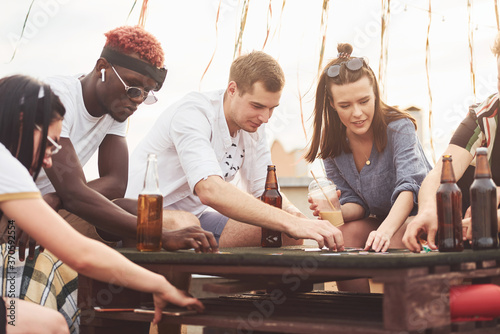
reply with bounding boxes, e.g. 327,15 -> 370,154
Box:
35,75 -> 127,194
0,143 -> 41,203
125,89 -> 272,217
0,142 -> 41,241
0,144 -> 41,298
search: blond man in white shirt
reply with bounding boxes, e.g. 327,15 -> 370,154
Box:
126,51 -> 344,249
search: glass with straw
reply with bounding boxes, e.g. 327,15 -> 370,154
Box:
308,172 -> 344,227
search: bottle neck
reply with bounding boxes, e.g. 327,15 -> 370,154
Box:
474,153 -> 492,178
142,155 -> 160,194
440,159 -> 456,183
265,167 -> 278,190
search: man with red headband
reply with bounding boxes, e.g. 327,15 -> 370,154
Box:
33,26 -> 216,253
10,26 -> 216,332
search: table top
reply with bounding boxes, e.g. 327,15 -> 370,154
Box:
117,245 -> 500,269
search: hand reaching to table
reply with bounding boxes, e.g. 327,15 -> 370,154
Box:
364,230 -> 391,252
286,217 -> 344,251
402,211 -> 438,252
152,281 -> 204,325
162,226 -> 219,253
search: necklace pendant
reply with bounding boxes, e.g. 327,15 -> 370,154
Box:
365,160 -> 371,166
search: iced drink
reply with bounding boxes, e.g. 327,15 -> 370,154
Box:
308,178 -> 344,227
319,210 -> 344,227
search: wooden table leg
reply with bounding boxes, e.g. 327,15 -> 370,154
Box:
78,266 -> 194,334
78,275 -> 150,334
154,269 -> 191,334
381,274 -> 451,331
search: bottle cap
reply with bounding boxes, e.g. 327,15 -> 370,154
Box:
476,147 -> 487,155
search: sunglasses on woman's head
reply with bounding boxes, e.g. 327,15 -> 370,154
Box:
110,65 -> 158,105
326,57 -> 368,78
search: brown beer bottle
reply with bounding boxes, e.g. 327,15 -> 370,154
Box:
137,153 -> 163,251
437,155 -> 464,252
470,147 -> 499,250
260,165 -> 282,247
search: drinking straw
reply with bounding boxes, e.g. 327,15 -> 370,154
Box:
310,170 -> 336,211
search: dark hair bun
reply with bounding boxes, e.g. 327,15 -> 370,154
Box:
337,43 -> 353,55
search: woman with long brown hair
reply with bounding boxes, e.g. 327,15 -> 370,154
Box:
306,43 -> 431,290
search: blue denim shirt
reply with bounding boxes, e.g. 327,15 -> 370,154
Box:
324,118 -> 432,218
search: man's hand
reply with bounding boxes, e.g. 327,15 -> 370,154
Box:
402,211 -> 438,252
286,218 -> 344,251
16,227 -> 44,261
162,226 -> 219,253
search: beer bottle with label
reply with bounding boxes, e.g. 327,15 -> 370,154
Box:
137,153 -> 163,251
437,155 -> 464,252
470,147 -> 498,250
260,165 -> 282,247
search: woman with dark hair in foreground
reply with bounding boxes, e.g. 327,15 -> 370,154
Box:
0,75 -> 203,333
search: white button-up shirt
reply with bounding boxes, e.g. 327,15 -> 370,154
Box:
126,89 -> 272,217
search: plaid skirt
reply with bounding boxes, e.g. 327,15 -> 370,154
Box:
0,244 -> 79,333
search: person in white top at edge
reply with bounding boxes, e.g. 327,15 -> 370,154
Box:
125,51 -> 344,250
0,75 -> 203,334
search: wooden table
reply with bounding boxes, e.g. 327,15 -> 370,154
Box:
78,246 -> 500,334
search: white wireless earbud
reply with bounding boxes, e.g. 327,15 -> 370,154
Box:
101,69 -> 105,82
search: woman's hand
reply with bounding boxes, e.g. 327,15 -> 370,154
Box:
308,189 -> 341,218
152,281 -> 205,325
364,230 -> 391,252
307,197 -> 321,217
